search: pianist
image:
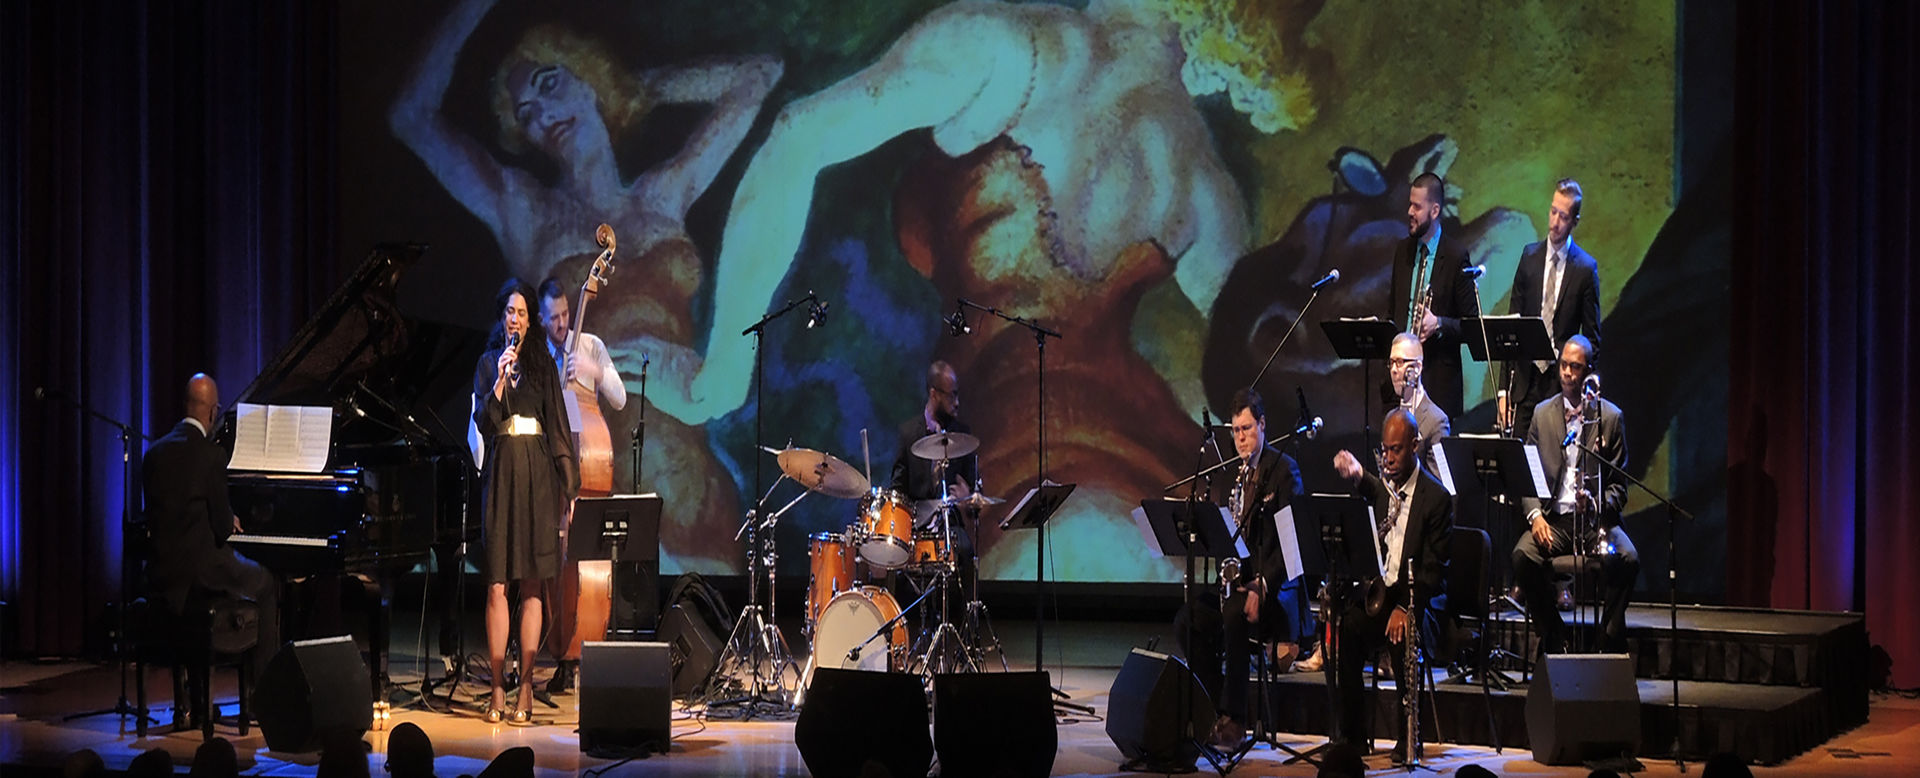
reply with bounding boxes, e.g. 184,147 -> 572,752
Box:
143,373 -> 279,676
473,279 -> 579,725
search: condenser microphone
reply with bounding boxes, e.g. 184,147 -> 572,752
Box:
1297,416 -> 1324,440
1311,269 -> 1341,290
1462,264 -> 1487,279
943,306 -> 971,337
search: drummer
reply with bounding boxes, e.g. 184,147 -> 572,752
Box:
888,360 -> 979,585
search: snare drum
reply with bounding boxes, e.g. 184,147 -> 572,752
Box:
807,531 -> 857,630
810,586 -> 906,675
905,529 -> 953,573
856,488 -> 914,569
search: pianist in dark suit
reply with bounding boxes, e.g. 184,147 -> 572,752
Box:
143,373 -> 279,676
472,279 -> 579,725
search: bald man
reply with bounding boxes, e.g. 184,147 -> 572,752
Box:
1331,408 -> 1452,763
143,374 -> 279,676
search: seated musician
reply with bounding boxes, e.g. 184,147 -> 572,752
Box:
1511,335 -> 1638,654
143,373 -> 280,677
888,360 -> 978,586
1383,332 -> 1451,476
1180,388 -> 1302,748
536,277 -> 627,694
1330,406 -> 1451,762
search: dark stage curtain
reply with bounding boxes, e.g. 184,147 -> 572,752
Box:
1729,2 -> 1920,688
1,1 -> 337,656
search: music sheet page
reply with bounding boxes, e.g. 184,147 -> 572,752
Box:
228,403 -> 332,473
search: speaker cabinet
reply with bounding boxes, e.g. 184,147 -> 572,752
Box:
656,603 -> 719,696
1105,648 -> 1214,771
253,636 -> 372,753
933,671 -> 1057,777
1526,653 -> 1642,765
795,668 -> 931,778
579,641 -> 671,754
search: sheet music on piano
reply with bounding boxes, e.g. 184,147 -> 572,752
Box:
228,403 -> 333,473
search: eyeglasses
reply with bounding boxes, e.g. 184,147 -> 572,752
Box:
1231,422 -> 1260,436
932,386 -> 959,400
1389,357 -> 1423,369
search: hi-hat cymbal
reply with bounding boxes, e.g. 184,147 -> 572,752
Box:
909,431 -> 980,461
950,492 -> 1006,508
770,447 -> 870,499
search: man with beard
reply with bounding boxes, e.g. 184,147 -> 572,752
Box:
889,360 -> 980,585
1389,172 -> 1478,419
1503,179 -> 1602,440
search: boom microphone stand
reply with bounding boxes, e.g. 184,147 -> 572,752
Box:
1571,438 -> 1694,771
41,387 -> 157,729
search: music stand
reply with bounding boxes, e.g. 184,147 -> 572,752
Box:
1136,498 -> 1241,776
1281,493 -> 1382,762
1438,433 -> 1552,667
1320,318 -> 1403,456
1461,316 -> 1554,435
569,495 -> 662,640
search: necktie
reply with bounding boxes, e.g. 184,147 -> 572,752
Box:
1380,484 -> 1404,557
1537,251 -> 1563,372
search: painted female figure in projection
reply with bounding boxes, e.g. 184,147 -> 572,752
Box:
391,0 -> 782,572
664,1 -> 1303,581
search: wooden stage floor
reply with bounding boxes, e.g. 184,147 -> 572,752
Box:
3,620 -> 1915,776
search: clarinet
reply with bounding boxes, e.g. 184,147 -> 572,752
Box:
1222,460 -> 1250,600
1402,552 -> 1421,766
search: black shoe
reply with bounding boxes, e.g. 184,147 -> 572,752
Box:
546,660 -> 577,695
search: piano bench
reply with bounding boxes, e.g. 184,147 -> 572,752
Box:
130,592 -> 259,741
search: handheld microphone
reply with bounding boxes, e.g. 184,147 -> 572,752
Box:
1462,264 -> 1487,279
505,332 -> 522,380
1311,269 -> 1341,291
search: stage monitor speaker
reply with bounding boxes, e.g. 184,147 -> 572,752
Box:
657,603 -> 719,696
1526,653 -> 1642,765
253,636 -> 372,753
795,668 -> 931,778
1104,648 -> 1213,771
579,641 -> 671,755
933,671 -> 1057,777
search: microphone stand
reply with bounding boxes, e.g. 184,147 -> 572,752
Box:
704,293 -> 820,714
1571,439 -> 1694,772
41,388 -> 157,729
955,298 -> 1064,690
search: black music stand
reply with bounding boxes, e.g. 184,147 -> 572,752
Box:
569,495 -> 663,639
1137,498 -> 1240,776
1461,316 -> 1554,435
1320,318 -> 1403,456
1285,494 -> 1383,760
1000,481 -> 1086,715
1436,434 -> 1549,690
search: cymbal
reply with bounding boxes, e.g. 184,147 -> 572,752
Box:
909,431 -> 980,461
771,447 -> 870,499
951,492 -> 1006,508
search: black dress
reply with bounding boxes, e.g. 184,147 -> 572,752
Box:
473,341 -> 579,583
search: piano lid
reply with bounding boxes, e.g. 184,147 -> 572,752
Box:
229,243 -> 484,452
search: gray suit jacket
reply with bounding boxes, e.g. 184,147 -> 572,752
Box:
1403,398 -> 1451,479
1522,395 -> 1627,527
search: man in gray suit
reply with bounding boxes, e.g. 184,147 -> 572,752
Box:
1385,332 -> 1451,478
1511,335 -> 1637,653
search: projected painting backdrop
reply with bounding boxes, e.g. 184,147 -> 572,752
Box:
343,0 -> 1718,585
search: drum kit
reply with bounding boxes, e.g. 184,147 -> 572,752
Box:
704,427 -> 1008,710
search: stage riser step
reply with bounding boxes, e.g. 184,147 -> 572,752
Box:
1255,675 -> 1834,766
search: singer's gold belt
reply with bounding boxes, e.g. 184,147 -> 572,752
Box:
501,415 -> 542,437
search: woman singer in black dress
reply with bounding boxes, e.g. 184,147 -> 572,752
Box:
473,279 -> 578,724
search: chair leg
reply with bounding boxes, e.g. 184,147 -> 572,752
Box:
237,658 -> 252,736
170,664 -> 189,732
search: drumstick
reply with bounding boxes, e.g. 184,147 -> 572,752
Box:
861,427 -> 871,486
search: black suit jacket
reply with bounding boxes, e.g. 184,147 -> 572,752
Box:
1388,229 -> 1476,416
889,418 -> 978,502
142,419 -> 234,612
1507,239 -> 1602,370
1230,444 -> 1302,590
1353,466 -> 1452,609
1522,396 -> 1628,527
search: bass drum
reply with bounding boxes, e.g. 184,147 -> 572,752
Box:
809,586 -> 906,676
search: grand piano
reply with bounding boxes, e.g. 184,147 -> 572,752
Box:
217,243 -> 483,700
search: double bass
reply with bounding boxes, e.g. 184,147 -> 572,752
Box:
553,224 -> 619,675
